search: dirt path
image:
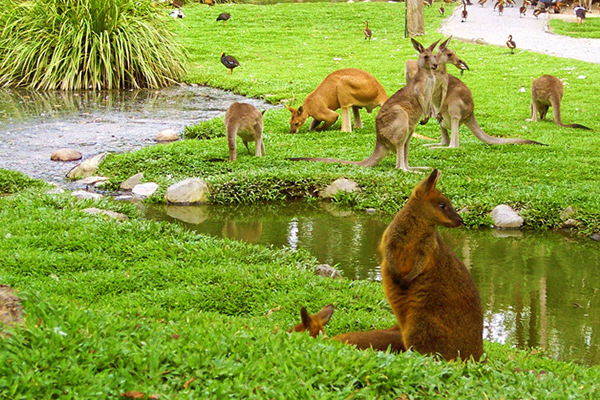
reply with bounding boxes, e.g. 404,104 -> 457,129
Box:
439,3 -> 600,64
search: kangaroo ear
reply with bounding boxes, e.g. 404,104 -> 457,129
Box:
411,38 -> 425,53
314,304 -> 334,326
300,307 -> 312,329
261,110 -> 266,115
427,39 -> 441,52
414,169 -> 441,197
285,104 -> 294,112
439,36 -> 452,51
297,106 -> 304,114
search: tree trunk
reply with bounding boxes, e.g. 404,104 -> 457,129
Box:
406,0 -> 425,37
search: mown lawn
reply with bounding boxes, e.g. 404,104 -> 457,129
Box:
548,16 -> 600,38
97,2 -> 600,236
2,170 -> 600,398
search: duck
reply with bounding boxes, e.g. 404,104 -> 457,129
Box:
461,2 -> 468,21
424,0 -> 433,6
533,6 -> 543,17
169,8 -> 184,18
220,52 -> 240,74
203,0 -> 215,6
478,0 -> 488,6
506,35 -> 516,54
519,0 -> 529,16
439,4 -> 445,14
363,21 -> 372,40
217,13 -> 231,23
170,0 -> 183,7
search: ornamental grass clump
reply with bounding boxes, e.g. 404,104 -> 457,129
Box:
0,0 -> 187,90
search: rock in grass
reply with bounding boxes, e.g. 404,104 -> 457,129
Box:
120,173 -> 144,191
165,178 -> 210,204
490,205 -> 523,229
132,182 -> 159,199
155,129 -> 179,143
71,190 -> 103,200
315,264 -> 342,279
560,206 -> 575,221
0,285 -> 24,336
319,178 -> 361,199
78,176 -> 109,186
562,219 -> 579,229
591,233 -> 600,242
51,148 -> 82,162
66,153 -> 107,180
81,207 -> 128,221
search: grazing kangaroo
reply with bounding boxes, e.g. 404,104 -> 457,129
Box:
406,45 -> 543,148
291,170 -> 485,361
285,68 -> 388,134
223,102 -> 265,162
529,75 -> 592,130
290,305 -> 404,352
380,169 -> 484,361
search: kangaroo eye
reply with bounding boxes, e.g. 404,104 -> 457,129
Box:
439,203 -> 446,210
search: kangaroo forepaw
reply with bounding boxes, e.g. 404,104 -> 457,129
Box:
419,117 -> 430,125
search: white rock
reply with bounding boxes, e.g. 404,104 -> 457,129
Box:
119,173 -> 144,191
51,148 -> 82,162
66,153 -> 107,180
46,188 -> 65,195
132,182 -> 159,199
319,178 -> 361,199
490,205 -> 523,229
81,207 -> 128,221
165,178 -> 210,204
71,190 -> 103,200
155,129 -> 179,143
78,176 -> 109,185
114,194 -> 134,201
560,206 -> 575,221
519,87 -> 526,92
315,264 -> 342,279
577,75 -> 586,79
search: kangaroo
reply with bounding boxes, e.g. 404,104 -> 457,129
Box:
287,39 -> 440,171
290,305 -> 404,352
285,68 -> 388,134
380,169 -> 484,361
529,75 -> 592,130
406,45 -> 543,148
223,102 -> 265,162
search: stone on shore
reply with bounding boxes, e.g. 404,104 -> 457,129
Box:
51,148 -> 82,162
132,183 -> 159,199
66,153 -> 107,180
490,205 -> 523,229
165,178 -> 210,204
319,178 -> 361,199
155,129 -> 179,143
120,173 -> 144,191
81,207 -> 129,221
71,190 -> 103,200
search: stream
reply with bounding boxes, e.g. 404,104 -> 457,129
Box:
2,86 -> 599,365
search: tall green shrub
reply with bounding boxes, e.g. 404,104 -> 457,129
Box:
0,0 -> 187,90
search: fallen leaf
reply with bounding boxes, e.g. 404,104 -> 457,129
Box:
120,391 -> 145,399
183,377 -> 195,389
171,333 -> 180,340
265,305 -> 281,317
148,395 -> 159,400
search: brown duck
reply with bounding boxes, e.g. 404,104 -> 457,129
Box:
220,52 -> 240,74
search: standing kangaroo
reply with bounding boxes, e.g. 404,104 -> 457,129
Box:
288,39 -> 440,170
291,170 -> 485,361
285,68 -> 388,134
529,75 -> 592,130
223,102 -> 265,162
406,43 -> 543,148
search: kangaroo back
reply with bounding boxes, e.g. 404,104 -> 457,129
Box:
380,169 -> 484,361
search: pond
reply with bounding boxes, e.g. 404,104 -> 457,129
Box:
142,201 -> 600,365
0,86 -> 276,185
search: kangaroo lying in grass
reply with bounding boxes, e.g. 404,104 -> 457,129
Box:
529,75 -> 592,130
285,68 -> 388,134
405,39 -> 543,148
292,170 -> 485,361
224,102 -> 265,162
288,38 -> 440,171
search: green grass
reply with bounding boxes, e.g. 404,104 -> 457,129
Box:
1,175 -> 599,398
96,2 -> 600,236
548,17 -> 600,38
0,0 -> 187,90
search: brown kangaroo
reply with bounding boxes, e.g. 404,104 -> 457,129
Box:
380,169 -> 484,361
287,39 -> 440,171
223,102 -> 265,162
406,42 -> 543,148
529,75 -> 592,130
285,68 -> 388,134
290,305 -> 404,352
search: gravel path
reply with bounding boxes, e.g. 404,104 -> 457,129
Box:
439,3 -> 600,64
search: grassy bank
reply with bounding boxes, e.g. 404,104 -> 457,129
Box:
96,2 -> 600,235
548,17 -> 600,38
1,170 -> 599,398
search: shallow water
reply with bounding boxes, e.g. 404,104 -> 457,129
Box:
143,201 -> 600,365
0,86 -> 276,185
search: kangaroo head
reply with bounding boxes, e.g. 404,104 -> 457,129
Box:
285,105 -> 308,133
288,304 -> 334,337
411,38 -> 440,71
410,169 -> 463,228
437,36 -> 470,72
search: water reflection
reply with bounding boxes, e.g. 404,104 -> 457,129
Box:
142,202 -> 600,365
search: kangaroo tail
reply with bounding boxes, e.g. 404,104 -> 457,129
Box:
551,97 -> 593,131
465,115 -> 545,146
286,157 -> 354,164
560,123 -> 593,130
355,140 -> 389,167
